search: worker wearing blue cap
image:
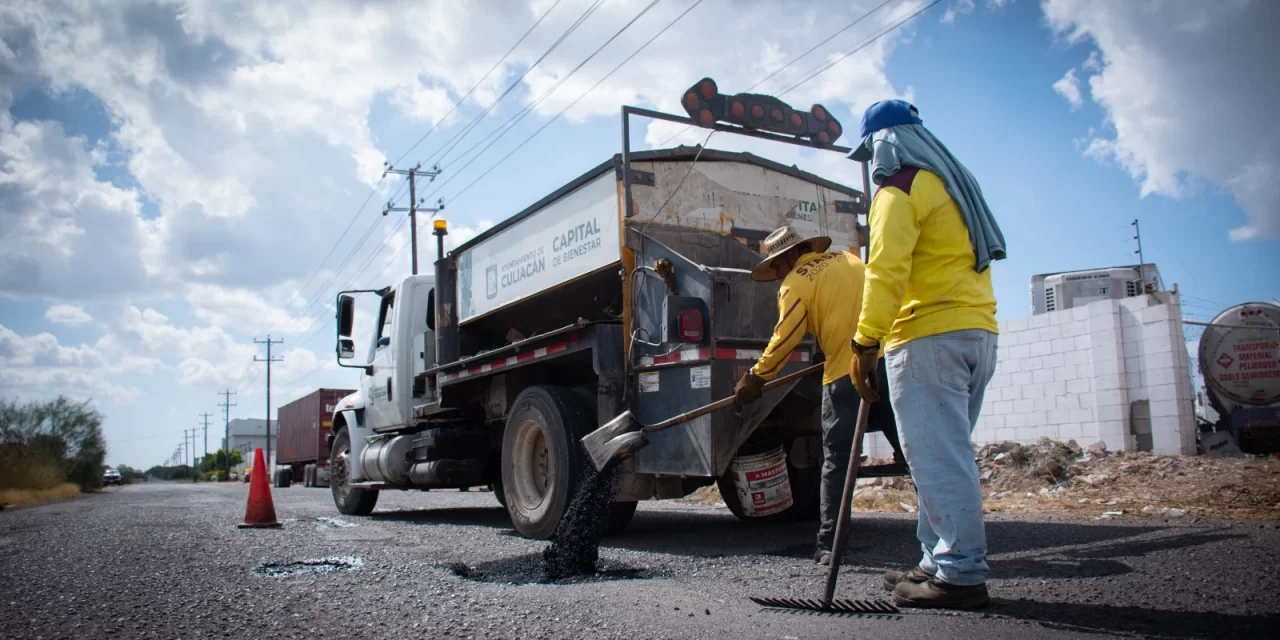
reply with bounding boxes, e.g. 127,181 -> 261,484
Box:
847,99 -> 1007,610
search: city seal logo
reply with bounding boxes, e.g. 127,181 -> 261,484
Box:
485,264 -> 498,300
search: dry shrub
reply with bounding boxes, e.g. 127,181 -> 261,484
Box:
0,483 -> 81,507
0,447 -> 66,491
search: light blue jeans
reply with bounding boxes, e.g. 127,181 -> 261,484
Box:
885,328 -> 998,586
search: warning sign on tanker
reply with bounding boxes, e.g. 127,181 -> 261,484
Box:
456,175 -> 620,323
1200,303 -> 1280,407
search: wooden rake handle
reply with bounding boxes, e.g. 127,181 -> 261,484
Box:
822,397 -> 872,606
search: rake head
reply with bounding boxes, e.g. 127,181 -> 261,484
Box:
749,596 -> 901,615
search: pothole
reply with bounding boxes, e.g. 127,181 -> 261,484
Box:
314,516 -> 358,529
253,556 -> 363,578
443,553 -> 661,586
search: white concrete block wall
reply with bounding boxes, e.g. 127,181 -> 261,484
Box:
853,293 -> 1196,459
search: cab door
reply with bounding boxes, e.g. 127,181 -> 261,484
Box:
364,291 -> 405,430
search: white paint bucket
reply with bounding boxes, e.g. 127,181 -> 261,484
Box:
727,445 -> 793,517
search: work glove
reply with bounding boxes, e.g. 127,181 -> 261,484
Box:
733,370 -> 766,409
848,345 -> 881,403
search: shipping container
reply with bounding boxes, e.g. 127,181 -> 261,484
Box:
276,388 -> 355,487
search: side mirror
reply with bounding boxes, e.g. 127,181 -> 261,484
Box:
337,295 -> 355,337
377,336 -> 391,348
337,338 -> 355,360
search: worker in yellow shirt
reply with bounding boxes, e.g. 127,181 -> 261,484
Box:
847,100 -> 1006,610
732,225 -> 901,566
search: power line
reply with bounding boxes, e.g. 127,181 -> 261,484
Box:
420,0 -> 663,203
440,0 -> 701,207
275,0 -> 935,387
386,0 -> 571,169
254,2 -> 575,352
218,389 -> 236,478
274,1 -> 631,357
656,0 -> 940,148
751,0 -> 895,95
254,184 -> 387,340
422,0 -> 609,171
777,0 -> 944,98
199,412 -> 212,462
254,336 -> 284,470
381,163 -> 444,275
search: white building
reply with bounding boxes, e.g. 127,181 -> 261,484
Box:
221,418 -> 267,471
865,290 -> 1197,457
1030,264 -> 1163,316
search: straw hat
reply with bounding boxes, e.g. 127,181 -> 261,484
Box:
750,225 -> 832,282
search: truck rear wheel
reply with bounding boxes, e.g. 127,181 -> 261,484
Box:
501,385 -> 593,540
330,428 -> 379,516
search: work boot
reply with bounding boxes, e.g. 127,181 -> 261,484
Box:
881,565 -> 931,592
814,549 -> 831,565
892,577 -> 990,610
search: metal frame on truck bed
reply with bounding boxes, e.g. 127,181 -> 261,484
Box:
327,77 -> 907,540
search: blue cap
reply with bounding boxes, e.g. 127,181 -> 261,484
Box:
848,99 -> 922,161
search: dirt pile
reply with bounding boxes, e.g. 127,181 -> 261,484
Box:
966,438 -> 1280,520
684,439 -> 1280,520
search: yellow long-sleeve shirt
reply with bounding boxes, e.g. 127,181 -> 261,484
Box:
853,167 -> 998,353
751,251 -> 865,385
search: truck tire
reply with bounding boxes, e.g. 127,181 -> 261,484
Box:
330,427 -> 379,516
491,476 -> 507,508
500,385 -> 593,540
274,468 -> 292,488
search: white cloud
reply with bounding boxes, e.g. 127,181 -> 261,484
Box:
0,115 -> 158,299
942,0 -> 976,24
0,324 -> 153,403
44,304 -> 93,326
0,0 -> 930,463
1043,0 -> 1280,242
1051,68 -> 1083,109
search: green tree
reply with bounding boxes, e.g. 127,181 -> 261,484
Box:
0,396 -> 107,492
199,449 -> 243,474
115,464 -> 147,483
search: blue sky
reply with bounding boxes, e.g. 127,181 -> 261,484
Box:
1,0 -> 1276,468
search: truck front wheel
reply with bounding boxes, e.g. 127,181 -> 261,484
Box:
501,386 -> 592,540
330,428 -> 379,515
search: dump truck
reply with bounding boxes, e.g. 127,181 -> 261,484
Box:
275,388 -> 355,488
328,79 -> 906,538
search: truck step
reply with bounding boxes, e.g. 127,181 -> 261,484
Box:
412,427 -> 489,463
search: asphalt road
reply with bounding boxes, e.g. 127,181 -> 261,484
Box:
2,482 -> 1277,640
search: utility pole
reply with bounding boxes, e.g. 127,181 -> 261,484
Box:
1131,219 -> 1151,294
383,162 -> 443,275
218,389 -> 237,478
255,335 -> 284,472
199,412 -> 212,463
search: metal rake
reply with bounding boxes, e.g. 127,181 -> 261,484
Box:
749,596 -> 901,615
751,400 -> 900,615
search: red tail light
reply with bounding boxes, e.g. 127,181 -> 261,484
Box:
678,310 -> 704,343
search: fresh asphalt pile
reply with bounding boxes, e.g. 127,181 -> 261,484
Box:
542,462 -> 621,580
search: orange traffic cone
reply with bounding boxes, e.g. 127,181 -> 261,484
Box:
238,447 -> 281,528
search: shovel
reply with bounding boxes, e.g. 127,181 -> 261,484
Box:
581,363 -> 824,472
